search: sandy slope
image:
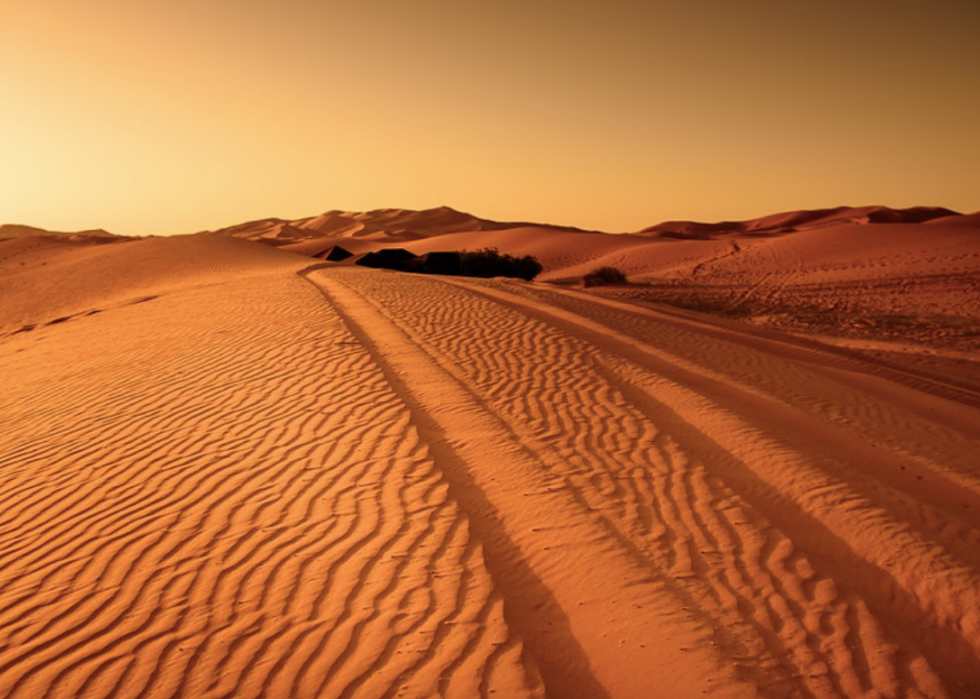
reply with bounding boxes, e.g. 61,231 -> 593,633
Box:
3,233 -> 980,698
0,239 -> 541,699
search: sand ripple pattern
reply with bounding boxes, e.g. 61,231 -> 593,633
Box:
318,268 -> 980,699
0,271 -> 540,699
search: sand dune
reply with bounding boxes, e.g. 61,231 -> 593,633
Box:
0,225 -> 121,241
203,206 -> 592,244
3,208 -> 980,698
638,206 -> 961,238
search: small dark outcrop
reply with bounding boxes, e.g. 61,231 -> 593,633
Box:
583,266 -> 627,287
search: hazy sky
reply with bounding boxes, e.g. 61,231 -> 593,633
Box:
2,0 -> 978,235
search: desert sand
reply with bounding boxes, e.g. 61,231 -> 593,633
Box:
2,206 -> 980,698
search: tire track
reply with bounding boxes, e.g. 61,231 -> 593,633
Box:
458,276 -> 980,698
309,269 -> 753,699
312,267 -> 978,698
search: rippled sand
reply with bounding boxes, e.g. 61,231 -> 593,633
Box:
3,232 -> 980,698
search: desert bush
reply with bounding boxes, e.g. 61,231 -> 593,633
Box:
356,248 -> 417,271
583,265 -> 627,287
459,247 -> 543,281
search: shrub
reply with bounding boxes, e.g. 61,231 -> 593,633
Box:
459,247 -> 543,281
583,266 -> 628,287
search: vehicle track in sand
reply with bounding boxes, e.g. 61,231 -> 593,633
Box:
309,267 -> 980,699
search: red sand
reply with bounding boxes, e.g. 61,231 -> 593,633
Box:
2,206 -> 980,698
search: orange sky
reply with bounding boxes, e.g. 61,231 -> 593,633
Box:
2,0 -> 978,235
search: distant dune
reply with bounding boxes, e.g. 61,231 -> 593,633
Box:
638,205 -> 961,238
3,205 -> 980,698
198,205 -> 591,244
0,224 -> 123,241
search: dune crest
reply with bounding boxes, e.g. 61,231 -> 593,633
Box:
638,205 -> 961,238
0,224 -> 123,241
199,206 -> 589,244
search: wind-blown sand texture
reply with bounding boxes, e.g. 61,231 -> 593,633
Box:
2,207 -> 980,698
